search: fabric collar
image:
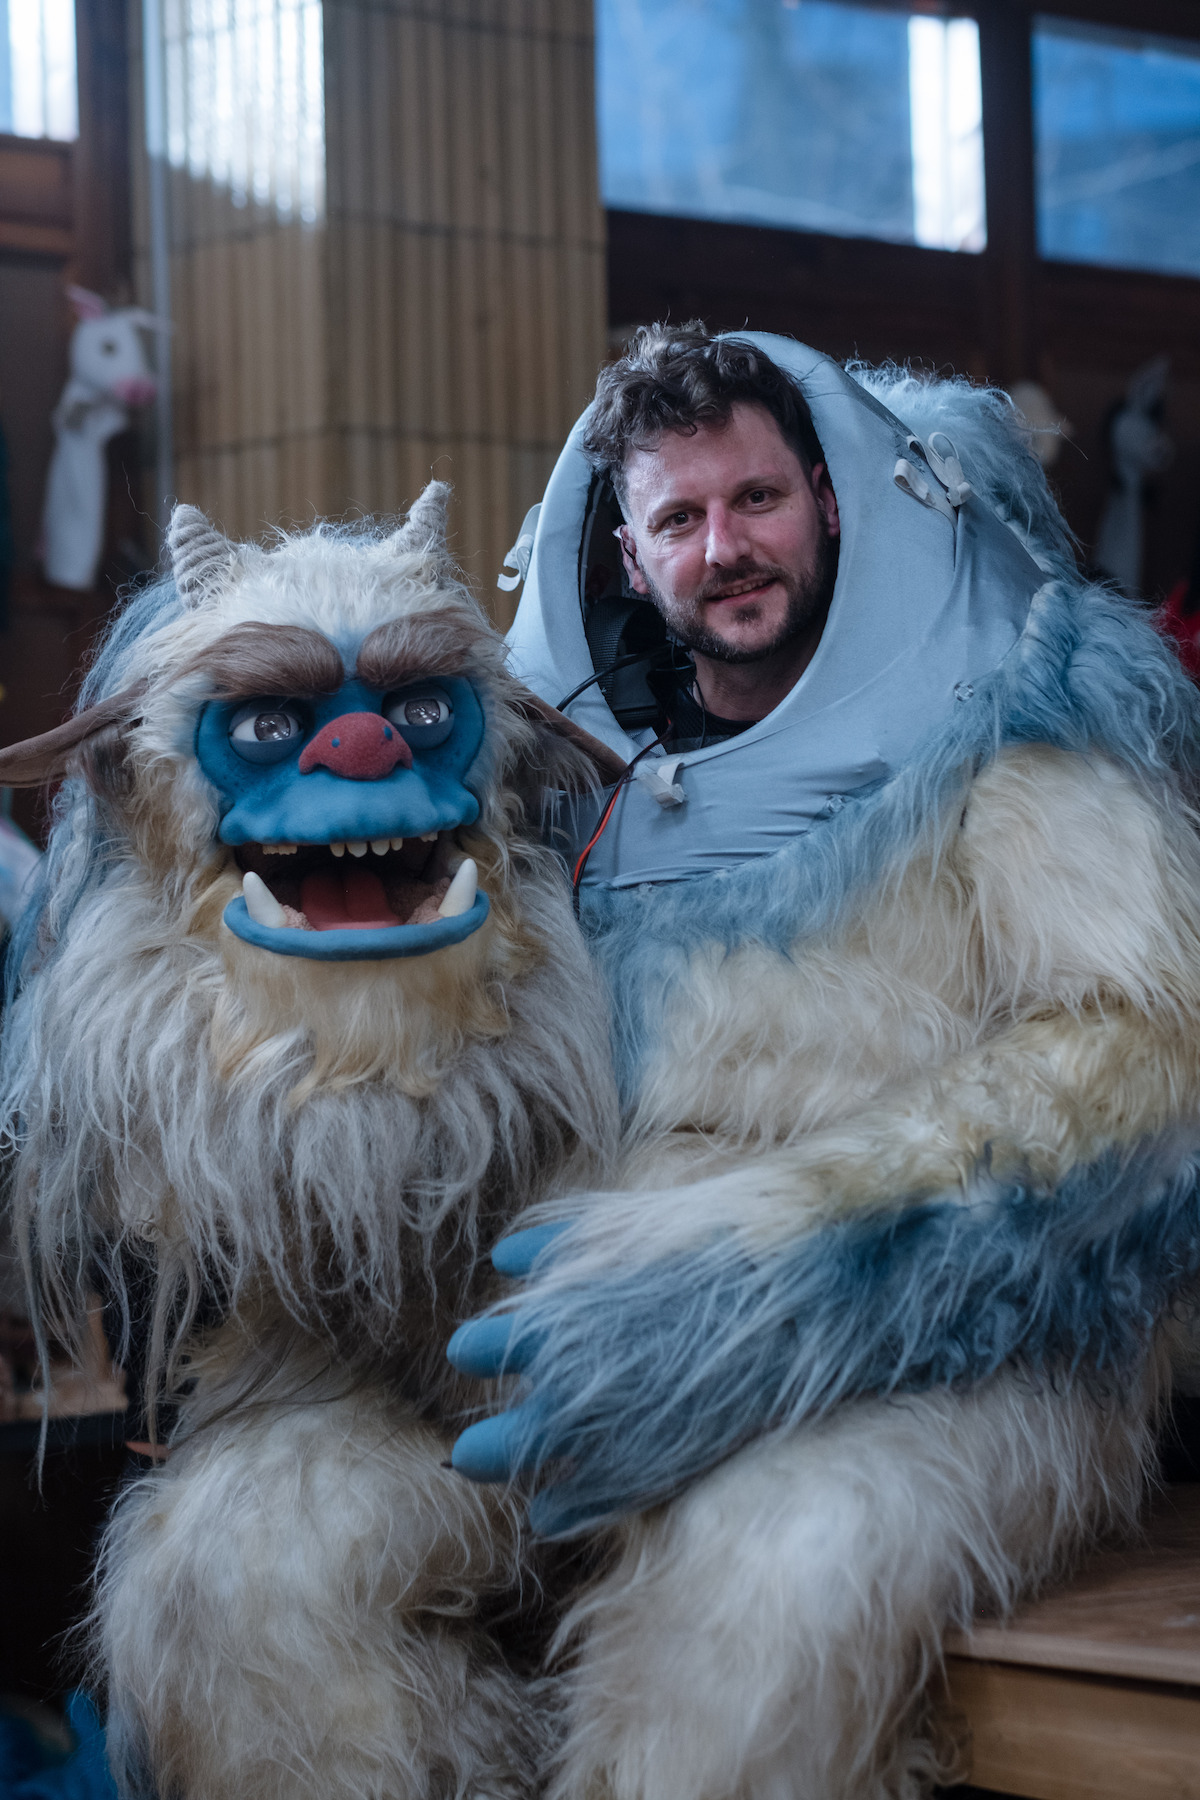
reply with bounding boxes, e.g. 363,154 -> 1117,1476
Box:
506,335 -> 1045,888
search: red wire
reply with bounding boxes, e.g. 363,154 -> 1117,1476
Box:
572,724 -> 672,900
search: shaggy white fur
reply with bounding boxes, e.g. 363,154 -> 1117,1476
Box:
551,1365 -> 1159,1800
504,743 -> 1200,1797
2,489 -> 618,1799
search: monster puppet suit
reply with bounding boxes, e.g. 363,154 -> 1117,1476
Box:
448,338 -> 1200,1799
0,487 -> 623,1800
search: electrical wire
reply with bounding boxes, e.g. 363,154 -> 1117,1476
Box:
556,651 -> 655,713
571,724 -> 671,911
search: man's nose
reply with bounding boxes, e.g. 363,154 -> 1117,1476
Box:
703,503 -> 751,567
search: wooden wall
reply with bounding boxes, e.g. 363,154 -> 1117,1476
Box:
139,0 -> 606,621
323,0 -> 606,611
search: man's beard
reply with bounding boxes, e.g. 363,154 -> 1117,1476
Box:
644,522 -> 838,666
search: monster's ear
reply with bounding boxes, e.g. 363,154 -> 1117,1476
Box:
509,685 -> 628,785
0,682 -> 148,787
384,481 -> 453,572
168,503 -> 236,608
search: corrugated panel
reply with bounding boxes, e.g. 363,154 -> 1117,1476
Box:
133,0 -> 604,620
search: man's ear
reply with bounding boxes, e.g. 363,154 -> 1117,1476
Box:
615,524 -> 651,597
811,462 -> 840,540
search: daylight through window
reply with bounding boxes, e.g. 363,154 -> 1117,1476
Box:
596,0 -> 986,253
0,0 -> 78,142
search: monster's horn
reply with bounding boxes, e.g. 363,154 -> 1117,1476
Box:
510,686 -> 629,784
0,681 -> 149,787
386,481 -> 452,565
169,503 -> 235,608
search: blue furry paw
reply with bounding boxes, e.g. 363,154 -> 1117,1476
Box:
490,1220 -> 568,1277
450,1403 -> 547,1481
446,1313 -> 541,1379
447,1221 -> 571,1482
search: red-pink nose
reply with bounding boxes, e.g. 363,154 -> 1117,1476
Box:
298,712 -> 413,780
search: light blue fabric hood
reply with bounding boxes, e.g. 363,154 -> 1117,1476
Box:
506,334 -> 1046,888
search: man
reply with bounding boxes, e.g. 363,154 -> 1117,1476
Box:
599,331 -> 840,741
451,324 -> 1200,1798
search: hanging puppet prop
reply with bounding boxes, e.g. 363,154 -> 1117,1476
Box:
0,484 -> 620,1800
449,335 -> 1200,1798
1093,353 -> 1173,598
40,287 -> 164,591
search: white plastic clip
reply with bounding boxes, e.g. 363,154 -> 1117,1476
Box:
923,433 -> 973,507
636,755 -> 686,808
497,503 -> 541,592
893,457 -> 957,524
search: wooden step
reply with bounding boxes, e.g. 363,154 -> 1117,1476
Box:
941,1484 -> 1200,1800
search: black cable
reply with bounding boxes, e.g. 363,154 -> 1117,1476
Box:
556,651 -> 655,713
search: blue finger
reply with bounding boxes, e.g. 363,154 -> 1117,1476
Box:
452,1405 -> 543,1482
492,1221 -> 568,1278
446,1314 -> 521,1378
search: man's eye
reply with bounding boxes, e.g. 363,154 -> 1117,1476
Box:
382,688 -> 455,748
747,489 -> 769,504
228,702 -> 307,763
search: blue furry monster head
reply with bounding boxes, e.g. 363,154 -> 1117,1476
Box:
0,481 -> 606,1019
0,481 -> 622,1400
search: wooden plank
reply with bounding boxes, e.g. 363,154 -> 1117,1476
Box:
0,218 -> 73,257
947,1487 -> 1200,1688
944,1658 -> 1200,1800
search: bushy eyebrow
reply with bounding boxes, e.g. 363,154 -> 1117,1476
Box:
175,623 -> 345,699
355,614 -> 483,690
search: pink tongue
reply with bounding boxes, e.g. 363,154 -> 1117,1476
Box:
300,867 -> 401,931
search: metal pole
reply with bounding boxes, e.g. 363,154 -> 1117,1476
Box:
142,0 -> 173,541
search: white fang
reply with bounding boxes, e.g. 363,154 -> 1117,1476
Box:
242,871 -> 287,929
438,858 -> 477,918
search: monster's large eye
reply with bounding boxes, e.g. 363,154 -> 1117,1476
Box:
228,700 -> 310,764
383,686 -> 454,749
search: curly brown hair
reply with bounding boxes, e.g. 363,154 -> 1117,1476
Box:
583,321 -> 824,505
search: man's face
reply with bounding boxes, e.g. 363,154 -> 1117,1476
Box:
617,401 -> 840,667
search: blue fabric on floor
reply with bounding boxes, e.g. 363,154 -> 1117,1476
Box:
0,1695 -> 117,1800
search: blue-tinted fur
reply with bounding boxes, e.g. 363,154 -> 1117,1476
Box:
3,574 -> 185,1015
503,1143 -> 1200,1536
515,381 -> 1200,1530
581,576 -> 1200,1102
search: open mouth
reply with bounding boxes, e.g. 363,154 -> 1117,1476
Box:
222,832 -> 489,960
235,833 -> 466,930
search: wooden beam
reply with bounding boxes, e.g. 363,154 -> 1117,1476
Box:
944,1659 -> 1200,1800
72,0 -> 133,298
976,0 -> 1038,385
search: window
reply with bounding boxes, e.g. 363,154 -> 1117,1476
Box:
596,0 -> 985,253
1034,17 -> 1200,279
161,0 -> 325,224
0,0 -> 78,142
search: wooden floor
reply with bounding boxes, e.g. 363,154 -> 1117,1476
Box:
941,1484 -> 1200,1799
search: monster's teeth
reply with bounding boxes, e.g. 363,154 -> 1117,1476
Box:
370,838 -> 390,856
390,837 -> 405,851
438,857 -> 477,918
242,870 -> 287,929
276,842 -> 297,854
346,841 -> 368,858
330,842 -> 346,858
419,830 -> 438,843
